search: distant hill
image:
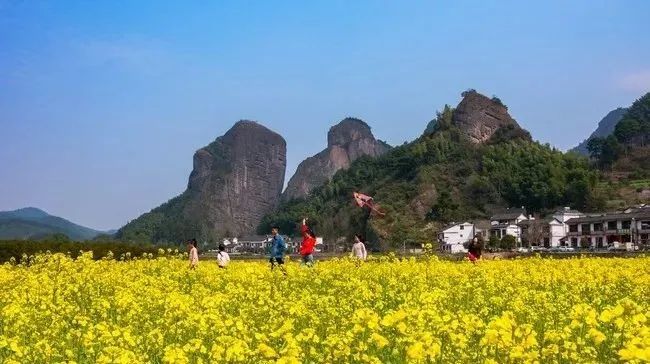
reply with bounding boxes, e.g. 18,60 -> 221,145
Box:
0,207 -> 105,241
570,108 -> 628,155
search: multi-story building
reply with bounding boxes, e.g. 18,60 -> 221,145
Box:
489,208 -> 529,243
498,207 -> 586,248
565,207 -> 650,249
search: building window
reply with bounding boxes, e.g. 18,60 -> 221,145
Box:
607,221 -> 617,230
460,225 -> 464,230
596,237 -> 604,248
622,235 -> 631,243
641,221 -> 650,230
622,221 -> 631,229
571,238 -> 578,247
593,223 -> 603,232
569,224 -> 578,233
581,224 -> 590,233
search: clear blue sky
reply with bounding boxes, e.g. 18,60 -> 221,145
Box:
1,1 -> 649,230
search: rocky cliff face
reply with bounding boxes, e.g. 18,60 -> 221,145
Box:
452,90 -> 521,143
119,120 -> 286,241
283,118 -> 390,200
187,120 -> 286,235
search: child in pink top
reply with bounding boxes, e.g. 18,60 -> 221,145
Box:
188,239 -> 199,269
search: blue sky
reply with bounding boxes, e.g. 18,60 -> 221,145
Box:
1,1 -> 649,230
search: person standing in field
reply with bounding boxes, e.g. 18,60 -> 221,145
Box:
299,218 -> 316,267
269,226 -> 287,274
216,243 -> 230,269
467,236 -> 483,264
188,239 -> 199,269
351,234 -> 367,263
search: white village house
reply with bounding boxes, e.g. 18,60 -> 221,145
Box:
438,222 -> 475,253
438,205 -> 649,252
489,208 -> 531,243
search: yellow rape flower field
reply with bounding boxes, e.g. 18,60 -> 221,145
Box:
0,253 -> 649,363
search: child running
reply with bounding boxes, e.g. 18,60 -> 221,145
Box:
188,239 -> 199,269
299,218 -> 316,267
269,226 -> 287,275
351,234 -> 367,263
216,243 -> 230,269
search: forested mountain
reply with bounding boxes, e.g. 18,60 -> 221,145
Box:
586,93 -> 650,173
570,108 -> 627,155
0,207 -> 104,241
259,91 -> 599,249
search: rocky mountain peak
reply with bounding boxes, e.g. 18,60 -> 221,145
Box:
283,118 -> 390,201
452,90 -> 521,143
327,117 -> 374,147
120,120 -> 286,241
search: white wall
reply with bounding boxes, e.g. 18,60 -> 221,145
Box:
439,223 -> 474,246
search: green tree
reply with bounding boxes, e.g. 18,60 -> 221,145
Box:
587,137 -> 605,159
500,235 -> 517,250
600,135 -> 622,168
40,233 -> 71,243
427,188 -> 459,222
614,118 -> 641,144
488,235 -> 501,250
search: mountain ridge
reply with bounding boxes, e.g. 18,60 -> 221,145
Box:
0,207 -> 107,241
570,108 -> 628,155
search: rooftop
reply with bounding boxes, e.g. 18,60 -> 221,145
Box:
553,207 -> 583,215
491,208 -> 526,220
566,210 -> 650,224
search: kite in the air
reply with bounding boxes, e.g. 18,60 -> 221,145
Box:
353,192 -> 385,216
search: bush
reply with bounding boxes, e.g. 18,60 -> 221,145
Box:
500,235 -> 517,250
488,235 -> 501,250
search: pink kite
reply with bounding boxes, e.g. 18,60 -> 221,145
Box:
353,192 -> 386,216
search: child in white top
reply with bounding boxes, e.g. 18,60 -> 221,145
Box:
217,244 -> 230,268
351,234 -> 367,261
188,239 -> 199,269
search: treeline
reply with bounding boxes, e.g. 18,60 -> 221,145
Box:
0,238 -> 168,263
259,106 -> 600,248
587,92 -> 650,170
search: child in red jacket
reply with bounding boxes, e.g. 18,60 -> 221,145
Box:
300,218 -> 316,267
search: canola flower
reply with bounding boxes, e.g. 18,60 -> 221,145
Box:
0,252 -> 648,363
